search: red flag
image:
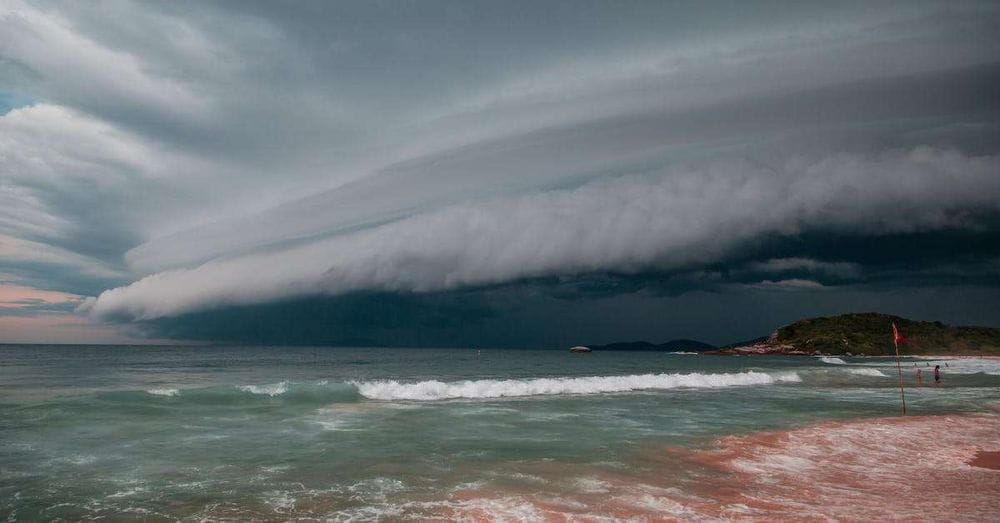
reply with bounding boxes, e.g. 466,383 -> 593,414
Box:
892,322 -> 908,345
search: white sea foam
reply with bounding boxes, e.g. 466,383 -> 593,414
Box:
819,357 -> 847,365
67,455 -> 98,465
146,388 -> 179,397
894,358 -> 1000,375
327,497 -> 546,521
617,493 -> 700,518
930,360 -> 1000,375
107,487 -> 146,499
262,491 -> 296,513
774,371 -> 803,383
845,368 -> 888,377
238,382 -> 288,396
574,477 -> 612,493
354,371 -> 800,401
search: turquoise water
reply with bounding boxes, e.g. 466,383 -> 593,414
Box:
2,345 -> 998,520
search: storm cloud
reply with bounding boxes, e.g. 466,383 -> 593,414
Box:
2,0 -> 999,344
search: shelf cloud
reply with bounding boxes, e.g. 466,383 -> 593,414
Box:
2,0 -> 999,343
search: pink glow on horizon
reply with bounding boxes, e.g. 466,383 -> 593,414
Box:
0,283 -> 163,344
0,283 -> 82,308
0,314 -> 148,344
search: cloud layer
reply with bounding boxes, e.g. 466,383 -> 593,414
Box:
83,146 -> 1000,320
2,0 -> 999,342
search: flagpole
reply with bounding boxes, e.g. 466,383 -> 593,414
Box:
893,326 -> 906,415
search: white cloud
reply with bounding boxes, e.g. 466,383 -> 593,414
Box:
0,1 -> 210,122
0,104 -> 179,238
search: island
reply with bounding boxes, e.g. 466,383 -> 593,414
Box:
706,312 -> 1000,356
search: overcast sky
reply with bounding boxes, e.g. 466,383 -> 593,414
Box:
2,0 -> 999,346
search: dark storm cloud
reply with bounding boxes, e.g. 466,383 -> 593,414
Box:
2,1 -> 999,343
131,280 -> 1000,348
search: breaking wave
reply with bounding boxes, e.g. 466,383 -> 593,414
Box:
239,382 -> 289,396
133,382 -> 360,405
844,368 -> 888,377
146,388 -> 179,397
125,371 -> 812,404
353,371 -> 801,401
913,359 -> 1000,376
819,357 -> 847,365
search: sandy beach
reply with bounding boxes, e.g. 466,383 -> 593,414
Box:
441,412 -> 1000,521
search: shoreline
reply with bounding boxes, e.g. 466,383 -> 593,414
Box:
439,412 -> 1000,520
706,346 -> 1000,358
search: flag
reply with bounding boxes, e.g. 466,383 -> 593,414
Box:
892,322 -> 909,345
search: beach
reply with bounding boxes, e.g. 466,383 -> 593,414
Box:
2,345 -> 999,520
434,413 -> 1000,520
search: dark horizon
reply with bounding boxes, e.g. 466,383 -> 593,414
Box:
4,308 -> 998,350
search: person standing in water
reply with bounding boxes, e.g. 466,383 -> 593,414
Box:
916,367 -> 923,384
934,365 -> 942,385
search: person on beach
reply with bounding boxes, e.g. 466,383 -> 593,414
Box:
934,365 -> 941,385
916,368 -> 923,384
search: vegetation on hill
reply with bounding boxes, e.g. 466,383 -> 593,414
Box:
771,313 -> 1000,356
585,314 -> 1000,356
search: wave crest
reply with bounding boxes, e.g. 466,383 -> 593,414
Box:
238,382 -> 289,396
819,357 -> 847,365
845,368 -> 888,377
354,371 -> 800,401
146,388 -> 179,397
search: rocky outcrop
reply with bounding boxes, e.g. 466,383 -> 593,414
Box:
705,342 -> 811,356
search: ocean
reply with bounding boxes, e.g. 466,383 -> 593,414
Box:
2,345 -> 999,520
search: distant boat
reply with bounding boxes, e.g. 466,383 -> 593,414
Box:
569,346 -> 592,353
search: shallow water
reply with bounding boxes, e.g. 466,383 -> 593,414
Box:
2,345 -> 998,520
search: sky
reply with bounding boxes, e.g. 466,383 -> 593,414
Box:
1,0 -> 999,346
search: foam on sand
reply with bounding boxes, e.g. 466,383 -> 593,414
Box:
684,413 -> 1000,520
429,413 -> 1000,520
354,371 -> 800,401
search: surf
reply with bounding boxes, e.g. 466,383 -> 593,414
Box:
352,371 -> 801,401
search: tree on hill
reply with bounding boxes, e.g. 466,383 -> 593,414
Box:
772,313 -> 1000,355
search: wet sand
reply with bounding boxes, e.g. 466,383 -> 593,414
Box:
968,450 -> 1000,470
438,413 -> 1000,521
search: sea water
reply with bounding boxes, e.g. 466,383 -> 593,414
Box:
1,345 -> 998,520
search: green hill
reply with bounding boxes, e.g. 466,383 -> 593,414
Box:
770,313 -> 1000,356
